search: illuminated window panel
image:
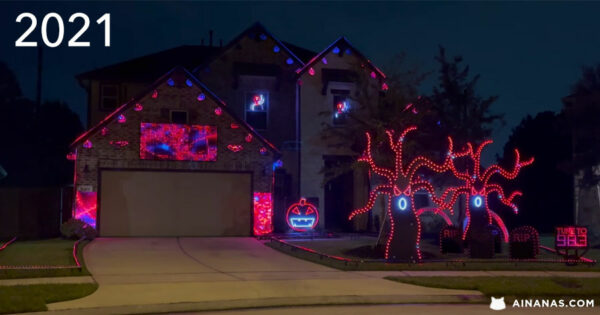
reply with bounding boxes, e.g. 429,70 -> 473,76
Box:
74,191 -> 97,228
253,192 -> 273,235
140,123 -> 217,161
245,92 -> 268,129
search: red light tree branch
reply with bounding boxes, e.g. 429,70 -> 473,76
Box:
349,126 -> 451,261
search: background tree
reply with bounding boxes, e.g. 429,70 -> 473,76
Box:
497,111 -> 572,232
563,64 -> 600,245
318,53 -> 433,182
424,46 -> 505,229
427,46 -> 504,147
0,61 -> 83,187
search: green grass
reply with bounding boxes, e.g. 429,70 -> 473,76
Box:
0,283 -> 98,314
386,276 -> 600,301
267,236 -> 600,271
0,239 -> 90,279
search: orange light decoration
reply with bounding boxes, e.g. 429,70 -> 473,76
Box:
439,139 -> 534,242
348,126 -> 451,261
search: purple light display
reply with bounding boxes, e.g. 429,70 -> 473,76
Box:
140,123 -> 217,161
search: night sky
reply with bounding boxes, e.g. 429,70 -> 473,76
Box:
1,1 -> 599,158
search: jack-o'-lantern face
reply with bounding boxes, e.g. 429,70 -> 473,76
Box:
286,198 -> 319,232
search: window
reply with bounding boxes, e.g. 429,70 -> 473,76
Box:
245,92 -> 268,130
170,110 -> 188,124
331,89 -> 350,126
99,84 -> 119,111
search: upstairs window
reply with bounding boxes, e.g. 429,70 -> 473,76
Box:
332,89 -> 351,126
245,92 -> 269,130
170,110 -> 188,124
100,84 -> 119,111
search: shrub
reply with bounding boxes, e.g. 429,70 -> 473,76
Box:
60,218 -> 97,240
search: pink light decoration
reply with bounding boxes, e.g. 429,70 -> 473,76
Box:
245,134 -> 253,143
109,140 -> 129,148
152,90 -> 158,98
117,114 -> 126,123
214,107 -> 222,116
134,103 -> 143,111
197,93 -> 206,101
382,82 -> 389,91
370,71 -> 377,79
348,126 -> 451,261
308,67 -> 315,76
101,127 -> 109,136
439,138 -> 534,242
230,123 -> 240,129
74,191 -> 97,228
83,140 -> 92,149
140,123 -> 217,161
66,152 -> 77,161
253,192 -> 273,235
259,147 -> 268,155
227,144 -> 243,152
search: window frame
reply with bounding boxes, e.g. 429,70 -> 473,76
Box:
330,89 -> 351,126
169,110 -> 189,125
98,83 -> 120,111
244,90 -> 269,130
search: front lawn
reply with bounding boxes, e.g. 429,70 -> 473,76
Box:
0,239 -> 90,279
0,283 -> 98,314
386,276 -> 600,301
266,235 -> 599,271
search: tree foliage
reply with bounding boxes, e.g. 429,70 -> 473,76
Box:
428,46 -> 504,148
498,111 -> 573,232
0,61 -> 83,186
564,64 -> 600,188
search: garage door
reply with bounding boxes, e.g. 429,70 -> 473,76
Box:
99,170 -> 252,236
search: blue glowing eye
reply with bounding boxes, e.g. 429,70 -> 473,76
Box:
167,78 -> 175,86
273,45 -> 280,53
286,58 -> 293,65
473,195 -> 483,208
397,196 -> 408,211
186,79 -> 193,87
332,47 -> 340,54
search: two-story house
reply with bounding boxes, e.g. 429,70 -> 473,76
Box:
70,23 -> 387,236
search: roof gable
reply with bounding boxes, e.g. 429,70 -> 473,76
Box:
193,22 -> 306,74
296,37 -> 386,81
70,66 -> 279,155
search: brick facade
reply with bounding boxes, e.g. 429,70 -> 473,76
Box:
72,68 -> 276,197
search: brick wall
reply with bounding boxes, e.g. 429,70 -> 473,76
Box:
73,69 -> 275,197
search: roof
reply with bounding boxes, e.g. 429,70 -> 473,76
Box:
193,22 -> 314,74
76,24 -> 316,83
70,66 -> 280,155
76,45 -> 221,81
295,37 -> 386,79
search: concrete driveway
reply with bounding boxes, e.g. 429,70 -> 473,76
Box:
48,237 -> 483,314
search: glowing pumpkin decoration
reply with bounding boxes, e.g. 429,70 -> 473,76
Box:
286,198 -> 319,232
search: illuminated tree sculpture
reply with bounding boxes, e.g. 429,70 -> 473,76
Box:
348,126 -> 450,261
442,139 -> 534,242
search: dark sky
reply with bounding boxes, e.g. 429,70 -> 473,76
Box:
1,1 -> 599,158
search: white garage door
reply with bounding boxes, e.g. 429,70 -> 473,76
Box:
99,170 -> 252,236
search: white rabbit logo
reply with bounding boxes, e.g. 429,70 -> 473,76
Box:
490,296 -> 506,311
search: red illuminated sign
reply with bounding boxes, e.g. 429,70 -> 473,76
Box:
555,226 -> 588,249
